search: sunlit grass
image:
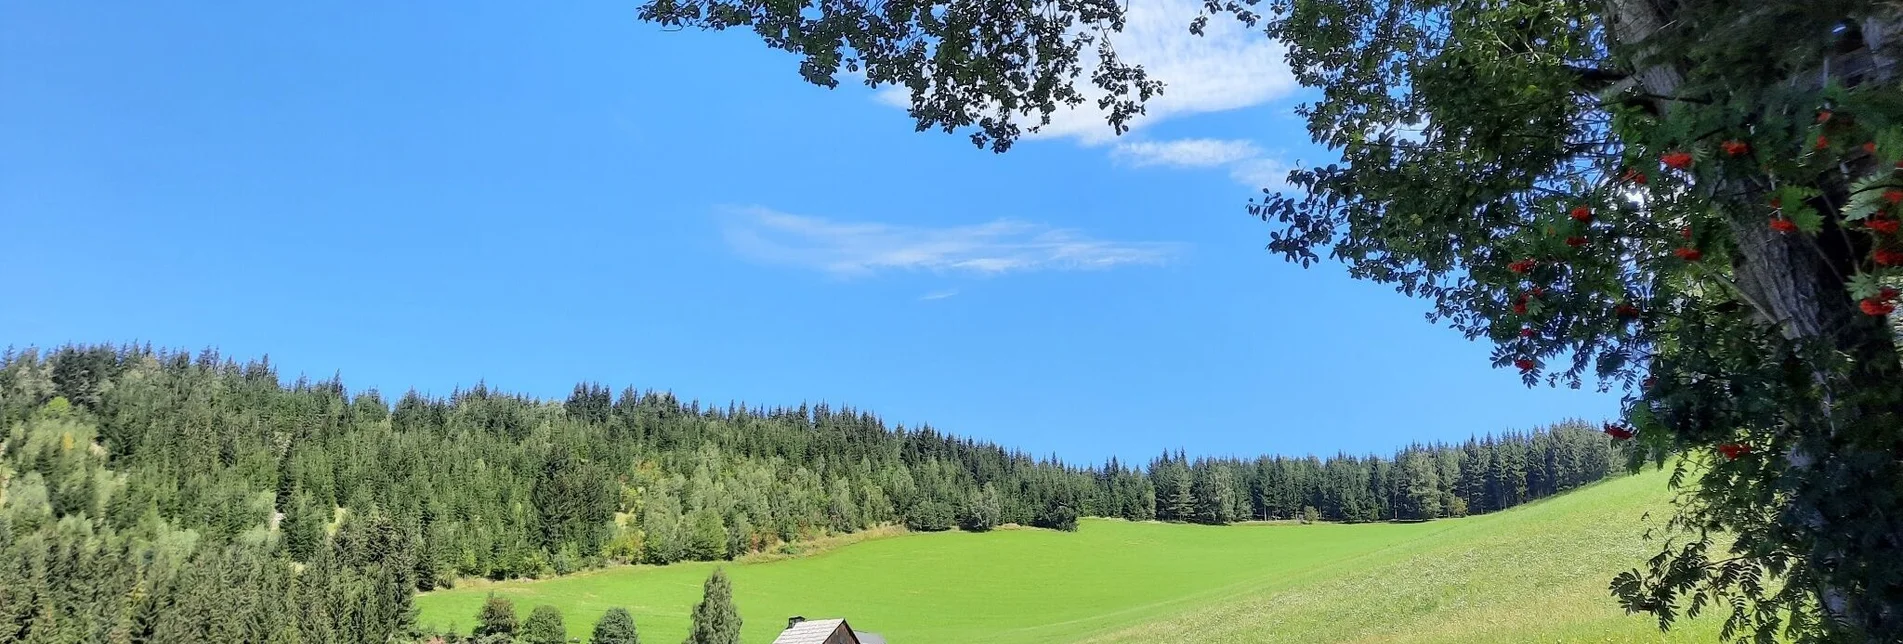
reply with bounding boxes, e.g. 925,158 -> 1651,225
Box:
416,468 -> 1715,643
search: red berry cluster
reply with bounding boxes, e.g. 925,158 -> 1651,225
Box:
1875,248 -> 1903,267
1661,151 -> 1694,170
1770,218 -> 1798,233
1514,358 -> 1537,372
1569,205 -> 1593,223
1508,258 -> 1536,274
1602,423 -> 1635,440
1615,303 -> 1641,319
1721,140 -> 1750,157
1621,168 -> 1648,185
1718,443 -> 1752,461
1862,287 -> 1899,317
1674,247 -> 1703,262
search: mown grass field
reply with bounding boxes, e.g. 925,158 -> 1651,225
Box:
416,468 -> 1719,643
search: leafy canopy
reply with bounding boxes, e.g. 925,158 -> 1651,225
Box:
640,0 -> 1903,641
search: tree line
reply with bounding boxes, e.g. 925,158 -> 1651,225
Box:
0,343 -> 1627,642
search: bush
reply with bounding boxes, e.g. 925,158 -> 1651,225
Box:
521,605 -> 566,644
590,607 -> 640,644
474,593 -> 516,637
902,500 -> 954,532
957,485 -> 1001,532
1033,501 -> 1078,532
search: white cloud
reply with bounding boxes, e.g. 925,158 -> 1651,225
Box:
1105,137 -> 1297,190
1112,139 -> 1262,168
869,0 -> 1294,144
1228,157 -> 1295,190
918,289 -> 960,300
720,206 -> 1185,277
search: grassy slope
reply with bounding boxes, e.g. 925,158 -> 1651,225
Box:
415,468 -> 1716,643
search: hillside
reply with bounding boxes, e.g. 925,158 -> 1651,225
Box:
416,467 -> 1718,643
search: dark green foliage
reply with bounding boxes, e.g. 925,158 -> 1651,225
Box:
522,605 -> 566,644
590,607 -> 639,644
902,500 -> 954,532
958,484 -> 1002,532
476,593 -> 517,638
653,0 -> 1903,637
682,569 -> 740,644
0,344 -> 1624,643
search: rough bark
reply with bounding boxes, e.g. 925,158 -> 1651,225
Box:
1609,2 -> 1903,638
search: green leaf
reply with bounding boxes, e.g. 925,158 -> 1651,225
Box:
1848,272 -> 1886,300
1841,175 -> 1897,222
1789,206 -> 1824,235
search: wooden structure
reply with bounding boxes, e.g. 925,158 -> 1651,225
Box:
770,616 -> 886,644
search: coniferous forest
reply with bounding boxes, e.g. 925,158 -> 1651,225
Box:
0,344 -> 1627,643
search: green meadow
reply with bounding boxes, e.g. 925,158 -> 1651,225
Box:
416,468 -> 1719,643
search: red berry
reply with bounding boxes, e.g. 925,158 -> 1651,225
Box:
1615,304 -> 1641,318
1602,423 -> 1635,440
1874,248 -> 1903,267
1680,225 -> 1694,240
1818,110 -> 1833,124
1674,247 -> 1703,261
1883,287 -> 1900,300
1519,327 -> 1535,338
1565,236 -> 1590,247
1865,142 -> 1879,155
1721,140 -> 1750,156
1512,302 -> 1528,315
1514,358 -> 1537,371
1622,168 -> 1648,185
1508,258 -> 1536,274
1862,298 -> 1896,316
1872,217 -> 1900,235
1531,287 -> 1546,297
1770,218 -> 1798,233
1817,135 -> 1831,150
1718,443 -> 1751,460
1570,205 -> 1593,222
1885,190 -> 1903,205
1661,151 -> 1694,170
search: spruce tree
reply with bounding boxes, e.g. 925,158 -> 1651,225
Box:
590,607 -> 639,644
682,569 -> 740,644
522,605 -> 567,644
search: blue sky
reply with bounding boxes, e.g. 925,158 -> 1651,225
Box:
0,1 -> 1616,462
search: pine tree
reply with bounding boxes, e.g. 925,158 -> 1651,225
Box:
682,569 -> 740,644
522,605 -> 567,644
590,607 -> 639,644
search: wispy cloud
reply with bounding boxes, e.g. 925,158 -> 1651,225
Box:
918,289 -> 960,301
1228,157 -> 1296,191
1112,139 -> 1262,168
1107,137 -> 1296,190
720,206 -> 1185,277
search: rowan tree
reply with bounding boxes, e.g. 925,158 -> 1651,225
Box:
635,0 -> 1903,640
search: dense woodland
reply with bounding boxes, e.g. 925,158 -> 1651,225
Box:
0,344 -> 1627,642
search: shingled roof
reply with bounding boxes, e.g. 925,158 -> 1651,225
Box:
772,619 -> 848,644
771,617 -> 885,644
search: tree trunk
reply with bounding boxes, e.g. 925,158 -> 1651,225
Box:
1608,2 -> 1903,637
